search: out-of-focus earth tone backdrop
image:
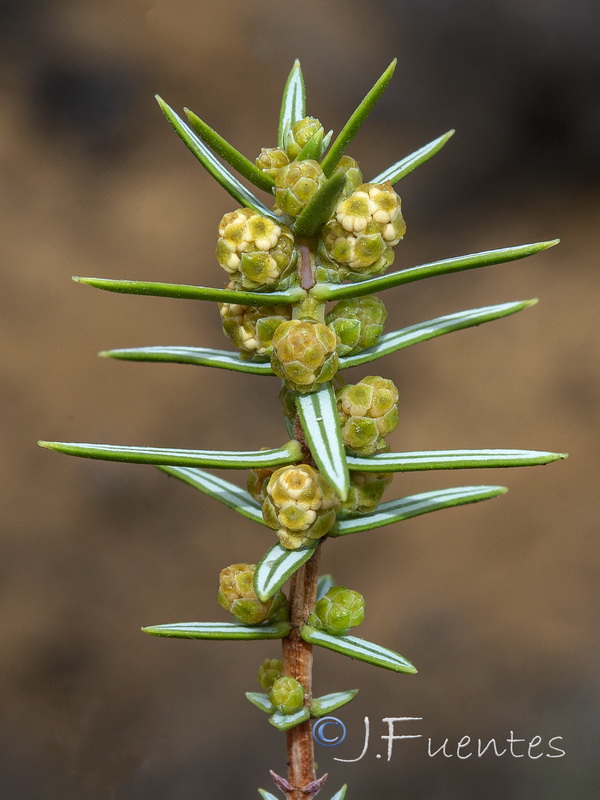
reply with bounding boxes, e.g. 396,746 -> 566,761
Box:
2,1 -> 599,798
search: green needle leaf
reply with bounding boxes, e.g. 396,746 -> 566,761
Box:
293,169 -> 347,240
246,692 -> 275,714
254,542 -> 319,602
279,60 -> 306,148
316,574 -> 336,601
184,108 -> 275,192
301,625 -> 417,674
142,621 -> 292,640
258,791 -> 279,800
100,345 -> 275,375
156,96 -> 278,219
156,466 -> 266,526
370,129 -> 455,185
329,787 -> 348,800
310,690 -> 359,718
38,440 -> 304,469
338,300 -> 536,369
330,485 -> 507,537
321,59 -> 397,176
269,707 -> 311,732
296,384 -> 349,500
74,276 -> 305,306
346,449 -> 568,473
311,240 -> 560,301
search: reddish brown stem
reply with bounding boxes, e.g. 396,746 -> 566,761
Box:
298,240 -> 316,290
281,542 -> 322,799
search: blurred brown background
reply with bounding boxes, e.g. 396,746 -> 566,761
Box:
2,1 -> 599,798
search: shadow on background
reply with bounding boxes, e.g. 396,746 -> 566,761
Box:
1,1 -> 599,798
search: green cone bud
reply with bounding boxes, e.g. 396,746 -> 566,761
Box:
271,319 -> 338,394
256,147 -> 290,178
216,209 -> 295,290
326,296 -> 387,357
257,658 -> 283,691
335,155 -> 363,199
262,464 -> 340,550
286,116 -> 324,159
219,302 -> 291,360
274,160 -> 326,218
269,675 -> 305,715
217,563 -> 288,624
311,586 -> 365,635
247,463 -> 278,504
341,470 -> 393,514
337,376 -> 399,455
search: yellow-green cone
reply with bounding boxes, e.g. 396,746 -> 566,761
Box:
326,295 -> 388,357
319,181 -> 406,280
311,586 -> 365,635
247,464 -> 279,504
337,376 -> 399,455
255,147 -> 290,179
285,116 -> 324,160
271,319 -> 338,394
219,303 -> 291,360
341,470 -> 393,514
216,208 -> 295,290
262,464 -> 340,550
257,658 -> 283,691
269,675 -> 305,715
274,160 -> 326,218
217,563 -> 288,624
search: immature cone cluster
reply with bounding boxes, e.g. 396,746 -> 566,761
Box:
219,303 -> 292,360
269,675 -> 305,715
257,658 -> 283,691
341,471 -> 393,514
216,209 -> 295,290
311,586 -> 365,636
326,295 -> 387,357
262,464 -> 340,549
217,563 -> 288,624
337,376 -> 399,455
320,182 -> 406,279
271,320 -> 338,393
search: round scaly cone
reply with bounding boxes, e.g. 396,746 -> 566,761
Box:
217,563 -> 288,624
285,116 -> 324,159
310,586 -> 365,636
269,675 -> 305,715
326,295 -> 388,357
216,208 -> 295,290
319,180 -> 406,280
247,463 -> 279,504
270,319 -> 339,394
255,146 -> 290,179
340,470 -> 393,514
219,302 -> 291,360
257,658 -> 283,691
337,376 -> 399,456
274,160 -> 326,218
262,464 -> 340,550
335,155 -> 363,199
